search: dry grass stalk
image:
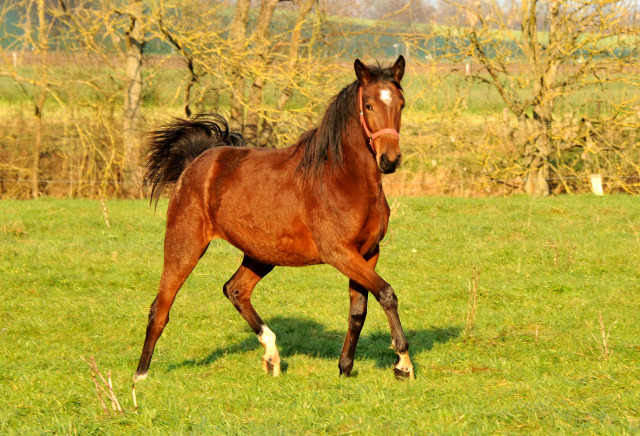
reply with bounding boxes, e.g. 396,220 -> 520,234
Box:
107,371 -> 116,413
599,312 -> 610,357
547,240 -> 576,270
89,364 -> 110,417
588,312 -> 617,358
131,382 -> 138,412
548,240 -> 560,267
97,186 -> 110,229
81,356 -> 124,416
567,244 -> 576,270
465,266 -> 479,336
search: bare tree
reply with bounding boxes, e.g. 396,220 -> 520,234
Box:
255,0 -> 316,146
121,0 -> 145,197
441,0 -> 640,195
227,0 -> 251,133
55,0 -> 149,196
242,0 -> 283,144
0,0 -> 55,198
31,0 -> 49,199
226,0 -> 320,146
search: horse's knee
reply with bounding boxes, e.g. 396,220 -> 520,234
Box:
222,281 -> 232,300
379,284 -> 398,311
223,282 -> 247,310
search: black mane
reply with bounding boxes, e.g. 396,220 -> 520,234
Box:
294,64 -> 402,178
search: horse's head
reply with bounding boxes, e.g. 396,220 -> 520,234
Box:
354,56 -> 405,174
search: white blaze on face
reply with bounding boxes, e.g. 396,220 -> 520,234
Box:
379,88 -> 393,105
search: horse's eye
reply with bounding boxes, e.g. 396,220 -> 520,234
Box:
401,104 -> 406,110
366,104 -> 373,111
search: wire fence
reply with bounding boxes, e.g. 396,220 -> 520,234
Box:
2,174 -> 638,199
4,175 -> 639,186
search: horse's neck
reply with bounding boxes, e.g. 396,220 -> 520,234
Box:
339,122 -> 383,192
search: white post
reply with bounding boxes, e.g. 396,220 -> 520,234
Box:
589,174 -> 604,196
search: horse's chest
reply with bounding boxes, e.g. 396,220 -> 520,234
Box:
356,200 -> 389,252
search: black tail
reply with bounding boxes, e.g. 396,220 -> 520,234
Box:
144,113 -> 245,206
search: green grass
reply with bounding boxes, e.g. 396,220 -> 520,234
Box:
1,196 -> 639,434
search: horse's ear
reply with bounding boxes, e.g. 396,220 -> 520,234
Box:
392,55 -> 405,82
354,59 -> 372,85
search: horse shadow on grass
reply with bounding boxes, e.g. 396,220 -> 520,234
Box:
168,316 -> 460,375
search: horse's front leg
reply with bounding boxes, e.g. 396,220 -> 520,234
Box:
338,248 -> 378,377
327,246 -> 414,380
338,283 -> 368,377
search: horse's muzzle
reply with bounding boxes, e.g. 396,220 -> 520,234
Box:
379,153 -> 402,174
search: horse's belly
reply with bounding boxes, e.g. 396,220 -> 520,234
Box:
217,217 -> 321,267
229,236 -> 321,267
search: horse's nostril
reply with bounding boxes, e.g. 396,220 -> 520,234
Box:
379,153 -> 400,174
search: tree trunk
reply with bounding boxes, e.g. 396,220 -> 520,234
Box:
244,76 -> 266,145
523,103 -> 553,196
228,0 -> 251,133
32,101 -> 44,199
243,0 -> 281,145
519,0 -> 555,196
31,0 -> 48,199
156,14 -> 198,117
122,0 -> 145,197
523,149 -> 550,196
257,0 -> 316,147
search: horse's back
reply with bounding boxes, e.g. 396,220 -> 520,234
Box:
173,145 -> 321,266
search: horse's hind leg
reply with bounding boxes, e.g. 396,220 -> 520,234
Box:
223,255 -> 280,375
134,213 -> 212,382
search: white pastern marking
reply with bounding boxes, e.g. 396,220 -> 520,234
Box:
133,373 -> 147,382
258,326 -> 277,350
258,326 -> 280,375
380,89 -> 392,105
395,351 -> 413,371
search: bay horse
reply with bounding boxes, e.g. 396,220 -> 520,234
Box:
134,56 -> 414,381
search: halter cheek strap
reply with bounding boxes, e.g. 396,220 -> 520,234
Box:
358,86 -> 400,153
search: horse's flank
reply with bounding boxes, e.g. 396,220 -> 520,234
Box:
177,144 -> 324,267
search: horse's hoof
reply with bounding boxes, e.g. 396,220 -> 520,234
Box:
133,372 -> 148,383
393,367 -> 415,381
338,362 -> 353,377
262,357 -> 281,376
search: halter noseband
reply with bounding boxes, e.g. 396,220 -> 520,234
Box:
358,86 -> 400,153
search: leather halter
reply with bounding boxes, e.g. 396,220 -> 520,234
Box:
358,86 -> 400,153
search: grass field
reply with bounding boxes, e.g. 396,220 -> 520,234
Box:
1,195 -> 639,434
